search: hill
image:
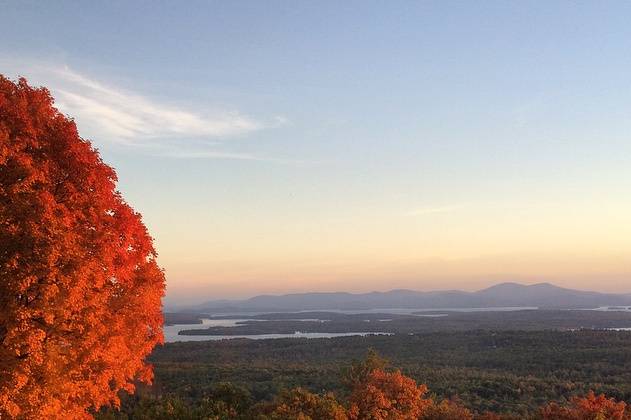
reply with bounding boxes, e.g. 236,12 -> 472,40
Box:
184,282 -> 631,313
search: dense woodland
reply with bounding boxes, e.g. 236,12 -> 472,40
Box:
96,330 -> 631,419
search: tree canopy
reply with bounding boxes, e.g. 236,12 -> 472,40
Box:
0,76 -> 165,418
95,352 -> 631,419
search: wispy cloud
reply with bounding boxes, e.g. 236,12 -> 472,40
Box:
50,67 -> 263,142
407,205 -> 462,216
1,59 -> 288,161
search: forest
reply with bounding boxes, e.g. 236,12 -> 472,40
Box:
96,330 -> 631,419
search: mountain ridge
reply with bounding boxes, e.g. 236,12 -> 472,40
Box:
183,282 -> 631,313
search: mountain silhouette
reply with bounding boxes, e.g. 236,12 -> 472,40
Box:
187,282 -> 631,313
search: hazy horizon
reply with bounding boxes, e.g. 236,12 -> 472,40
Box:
3,2 -> 631,304
166,279 -> 631,307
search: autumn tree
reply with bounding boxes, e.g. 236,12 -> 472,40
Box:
421,398 -> 473,420
0,76 -> 165,418
348,369 -> 432,420
256,388 -> 348,420
540,391 -> 630,420
342,348 -> 388,390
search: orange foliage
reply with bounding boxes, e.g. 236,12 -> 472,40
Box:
541,391 -> 630,420
421,399 -> 473,420
0,76 -> 165,418
348,369 -> 431,420
260,388 -> 348,420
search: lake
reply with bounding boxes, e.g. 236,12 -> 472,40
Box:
163,307 -> 542,342
163,318 -> 392,342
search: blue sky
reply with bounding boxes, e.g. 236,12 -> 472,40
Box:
2,2 -> 631,303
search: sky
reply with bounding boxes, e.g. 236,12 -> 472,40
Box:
2,1 -> 631,304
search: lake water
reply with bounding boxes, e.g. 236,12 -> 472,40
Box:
163,318 -> 392,343
164,307 -> 540,342
164,308 -> 631,342
591,306 -> 631,312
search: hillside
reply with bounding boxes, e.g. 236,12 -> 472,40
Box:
186,282 -> 631,313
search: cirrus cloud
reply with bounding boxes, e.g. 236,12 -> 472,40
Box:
1,58 -> 289,162
50,67 -> 264,142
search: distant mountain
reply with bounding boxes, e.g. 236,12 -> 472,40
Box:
185,282 -> 631,313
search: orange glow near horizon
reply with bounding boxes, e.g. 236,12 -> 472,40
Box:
161,251 -> 631,303
149,187 -> 631,303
